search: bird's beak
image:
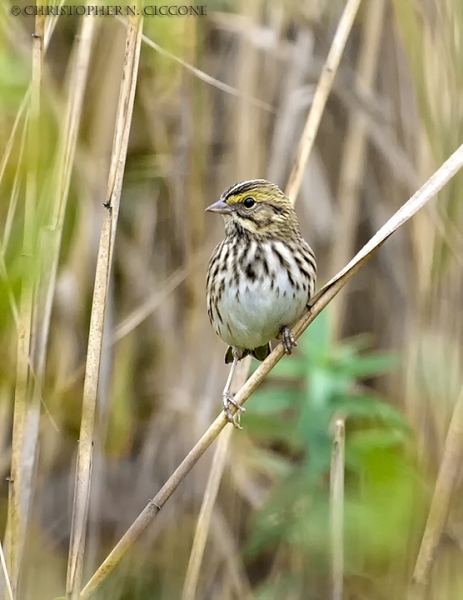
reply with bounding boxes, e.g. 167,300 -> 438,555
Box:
205,199 -> 232,215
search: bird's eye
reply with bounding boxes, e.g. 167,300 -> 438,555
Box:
243,197 -> 255,208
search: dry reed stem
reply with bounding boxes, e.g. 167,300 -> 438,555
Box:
0,541 -> 13,600
330,418 -> 345,600
331,0 -> 386,335
17,13 -> 97,586
79,139 -> 463,600
32,7 -> 96,384
0,0 -> 67,337
0,97 -> 29,193
181,360 -> 250,600
0,1 -> 67,193
65,11 -> 143,600
407,387 -> 463,600
285,0 -> 362,203
1,117 -> 29,330
4,6 -> 45,595
111,247 -> 209,344
181,427 -> 233,600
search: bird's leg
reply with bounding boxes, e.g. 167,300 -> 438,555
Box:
223,347 -> 246,428
279,325 -> 297,355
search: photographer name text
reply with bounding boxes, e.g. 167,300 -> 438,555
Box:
11,5 -> 207,17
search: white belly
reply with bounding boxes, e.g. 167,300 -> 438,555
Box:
216,250 -> 308,350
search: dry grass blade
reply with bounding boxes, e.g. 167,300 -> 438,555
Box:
285,0 -> 362,203
33,10 -> 96,367
1,116 -> 29,330
65,10 -> 144,600
111,247 -> 208,344
4,7 -> 45,595
181,360 -> 250,600
407,387 -> 463,600
0,96 -> 29,192
0,0 -> 67,193
331,0 -> 386,334
19,14 -> 97,579
330,418 -> 345,600
181,426 -> 233,600
31,8 -> 95,359
0,540 -> 14,600
116,16 -> 274,113
79,137 -> 463,600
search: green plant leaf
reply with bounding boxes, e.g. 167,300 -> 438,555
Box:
244,412 -> 301,450
249,388 -> 304,414
335,354 -> 399,378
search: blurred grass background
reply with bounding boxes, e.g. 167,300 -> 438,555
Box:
1,0 -> 463,598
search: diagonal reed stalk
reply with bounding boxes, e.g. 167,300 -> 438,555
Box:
330,418 -> 346,600
65,10 -> 144,600
330,0 -> 386,335
407,387 -> 463,600
285,0 -> 362,203
80,128 -> 463,600
180,0 -> 362,595
4,5 -> 45,596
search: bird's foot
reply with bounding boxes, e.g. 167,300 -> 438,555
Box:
280,325 -> 297,355
223,391 -> 246,429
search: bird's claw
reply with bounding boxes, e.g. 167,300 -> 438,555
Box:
280,326 -> 297,355
223,391 -> 246,429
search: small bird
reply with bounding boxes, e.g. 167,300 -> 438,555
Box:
206,179 -> 317,427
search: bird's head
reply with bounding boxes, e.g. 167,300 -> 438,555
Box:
205,179 -> 300,240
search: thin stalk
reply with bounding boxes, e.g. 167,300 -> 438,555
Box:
331,0 -> 386,335
181,360 -> 250,600
330,418 -> 345,600
116,16 -> 274,113
80,138 -> 463,600
22,9 -> 97,578
1,115 -> 29,329
0,0 -> 68,194
181,425 -> 233,600
0,541 -> 13,600
407,387 -> 463,600
4,4 -> 45,595
32,11 -> 96,356
111,248 -> 208,344
0,96 -> 29,194
65,10 -> 143,600
285,0 -> 362,204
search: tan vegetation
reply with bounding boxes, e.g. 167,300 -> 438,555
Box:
1,1 -> 463,599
